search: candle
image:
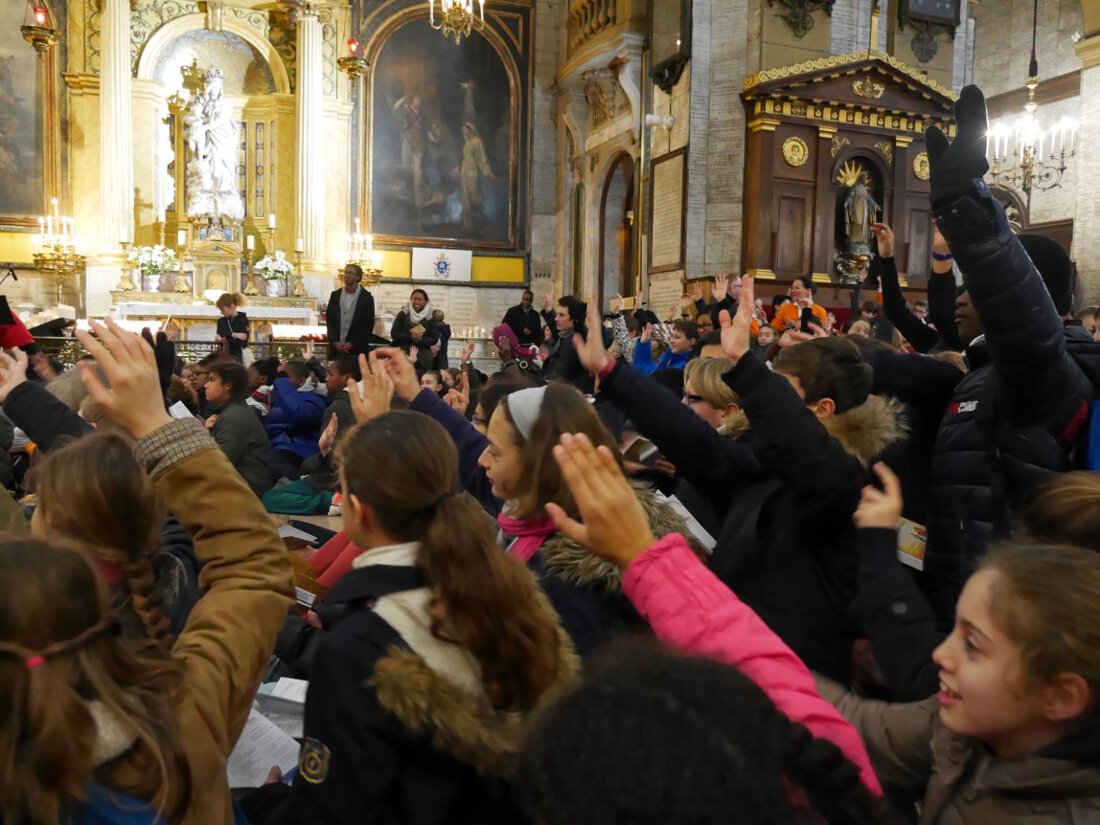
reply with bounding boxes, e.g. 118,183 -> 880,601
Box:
430,0 -> 435,24
156,208 -> 165,223
246,234 -> 255,251
295,237 -> 305,253
177,229 -> 187,248
267,213 -> 276,229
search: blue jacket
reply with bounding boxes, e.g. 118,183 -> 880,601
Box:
265,377 -> 328,459
632,340 -> 690,375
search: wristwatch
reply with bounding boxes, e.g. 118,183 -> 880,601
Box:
931,250 -> 953,261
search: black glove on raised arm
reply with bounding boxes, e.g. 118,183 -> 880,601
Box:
926,84 -> 991,209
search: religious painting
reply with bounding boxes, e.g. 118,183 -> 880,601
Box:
368,15 -> 527,250
0,0 -> 44,224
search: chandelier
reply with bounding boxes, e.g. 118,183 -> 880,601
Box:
987,0 -> 1076,196
428,0 -> 484,45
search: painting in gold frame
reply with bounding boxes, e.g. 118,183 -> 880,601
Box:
365,6 -> 532,251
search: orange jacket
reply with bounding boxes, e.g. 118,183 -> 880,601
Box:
771,302 -> 828,332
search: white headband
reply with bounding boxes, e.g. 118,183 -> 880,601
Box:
508,386 -> 547,441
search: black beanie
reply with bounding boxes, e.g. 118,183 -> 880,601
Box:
1018,234 -> 1073,316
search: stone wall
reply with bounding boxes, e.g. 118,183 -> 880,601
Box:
830,0 -> 888,55
531,0 -> 564,281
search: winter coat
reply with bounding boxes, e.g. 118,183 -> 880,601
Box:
818,679 -> 1100,824
265,377 -> 328,460
406,388 -> 690,658
5,379 -> 89,452
503,304 -> 545,347
212,398 -> 276,496
631,340 -> 691,375
598,353 -> 907,682
244,542 -> 579,825
627,533 -> 882,795
540,314 -> 612,392
320,389 -> 355,445
101,419 -> 295,824
391,311 -> 439,372
771,302 -> 828,332
216,311 -> 250,361
864,192 -> 1093,621
326,286 -> 376,359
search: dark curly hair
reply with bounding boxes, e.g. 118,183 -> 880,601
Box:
520,643 -> 885,825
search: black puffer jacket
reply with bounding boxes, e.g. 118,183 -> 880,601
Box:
871,192 -> 1093,622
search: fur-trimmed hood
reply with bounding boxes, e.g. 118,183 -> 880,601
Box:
537,487 -> 693,592
821,394 -> 908,466
371,583 -> 580,777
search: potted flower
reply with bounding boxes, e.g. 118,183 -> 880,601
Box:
126,244 -> 178,292
255,250 -> 292,297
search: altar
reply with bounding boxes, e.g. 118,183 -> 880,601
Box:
115,299 -> 315,343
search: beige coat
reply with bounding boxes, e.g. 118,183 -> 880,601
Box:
818,679 -> 1100,824
112,419 -> 294,824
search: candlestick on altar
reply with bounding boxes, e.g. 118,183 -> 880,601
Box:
243,247 -> 258,296
292,250 -> 306,298
116,241 -> 136,291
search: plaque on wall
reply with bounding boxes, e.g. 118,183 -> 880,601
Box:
649,148 -> 687,274
899,0 -> 960,27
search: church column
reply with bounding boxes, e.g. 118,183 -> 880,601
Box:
99,0 -> 134,249
295,6 -> 325,265
1073,35 -> 1100,299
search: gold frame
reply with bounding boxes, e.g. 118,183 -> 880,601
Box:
361,3 -> 532,252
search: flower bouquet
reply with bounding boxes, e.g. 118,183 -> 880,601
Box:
255,250 -> 292,296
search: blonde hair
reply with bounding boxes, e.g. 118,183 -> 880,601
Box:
216,292 -> 245,309
684,358 -> 747,436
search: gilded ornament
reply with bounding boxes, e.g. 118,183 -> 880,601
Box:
831,134 -> 850,158
874,140 -> 894,163
913,151 -> 930,181
782,136 -> 810,167
836,159 -> 865,187
851,77 -> 885,99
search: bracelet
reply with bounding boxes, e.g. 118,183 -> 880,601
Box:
931,251 -> 953,261
597,357 -> 617,383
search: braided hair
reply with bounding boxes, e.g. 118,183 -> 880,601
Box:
36,432 -> 173,651
520,643 -> 885,825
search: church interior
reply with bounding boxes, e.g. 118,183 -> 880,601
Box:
0,0 -> 1096,356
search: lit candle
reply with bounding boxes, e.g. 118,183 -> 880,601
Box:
246,234 -> 255,251
38,216 -> 44,235
430,0 -> 435,24
348,37 -> 359,56
177,229 -> 187,248
156,208 -> 165,223
267,213 -> 276,229
295,237 -> 305,253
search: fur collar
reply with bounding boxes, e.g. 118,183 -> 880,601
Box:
537,487 -> 693,592
371,583 -> 579,776
820,394 -> 908,466
88,700 -> 135,766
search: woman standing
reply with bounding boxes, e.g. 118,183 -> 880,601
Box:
390,288 -> 438,373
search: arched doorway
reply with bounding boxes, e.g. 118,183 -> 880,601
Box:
599,154 -> 635,310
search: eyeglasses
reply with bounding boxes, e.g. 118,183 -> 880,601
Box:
194,370 -> 209,377
683,392 -> 706,405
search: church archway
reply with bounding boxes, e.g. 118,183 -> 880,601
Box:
599,153 -> 634,311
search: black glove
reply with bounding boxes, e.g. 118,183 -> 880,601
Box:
141,328 -> 176,400
926,84 -> 990,209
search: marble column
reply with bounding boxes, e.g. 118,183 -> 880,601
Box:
1073,35 -> 1100,299
295,7 -> 325,264
99,0 -> 134,249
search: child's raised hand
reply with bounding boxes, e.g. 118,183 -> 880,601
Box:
718,275 -> 755,362
854,462 -> 904,529
574,298 -> 609,377
372,346 -> 421,402
0,348 -> 29,404
545,433 -> 655,570
75,319 -> 173,440
348,351 -> 394,423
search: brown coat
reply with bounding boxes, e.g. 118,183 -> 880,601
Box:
112,419 -> 295,824
817,679 -> 1100,824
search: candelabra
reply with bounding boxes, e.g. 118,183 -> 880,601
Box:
243,248 -> 259,296
33,245 -> 86,306
174,243 -> 191,294
116,241 -> 136,292
345,226 -> 385,286
292,250 -> 306,298
428,0 -> 485,45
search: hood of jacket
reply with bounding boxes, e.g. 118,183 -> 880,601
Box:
537,486 -> 693,593
820,394 -> 908,466
370,584 -> 579,777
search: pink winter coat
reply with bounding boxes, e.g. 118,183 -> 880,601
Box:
623,534 -> 883,797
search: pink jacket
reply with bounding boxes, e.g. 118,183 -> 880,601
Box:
623,534 -> 883,796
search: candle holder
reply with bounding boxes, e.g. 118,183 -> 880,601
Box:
116,241 -> 136,292
174,244 -> 191,293
292,250 -> 306,298
264,226 -> 276,257
243,248 -> 259,295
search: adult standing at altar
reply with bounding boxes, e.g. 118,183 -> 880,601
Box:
326,264 -> 376,359
502,290 -> 544,347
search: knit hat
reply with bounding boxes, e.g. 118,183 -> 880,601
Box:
1018,234 -> 1073,316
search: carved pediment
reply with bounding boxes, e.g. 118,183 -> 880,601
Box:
742,51 -> 957,135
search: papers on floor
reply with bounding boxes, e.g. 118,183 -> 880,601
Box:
255,677 -> 308,739
227,707 -> 301,788
278,523 -> 318,543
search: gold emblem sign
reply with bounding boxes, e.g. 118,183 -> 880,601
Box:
913,151 -> 930,181
299,738 -> 331,784
782,136 -> 809,168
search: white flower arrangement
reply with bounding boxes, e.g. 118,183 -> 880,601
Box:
255,250 -> 292,281
126,244 -> 178,276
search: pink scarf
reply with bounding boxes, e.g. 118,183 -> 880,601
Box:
497,512 -> 557,563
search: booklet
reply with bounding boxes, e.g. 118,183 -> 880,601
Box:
227,707 -> 300,788
897,518 -> 928,571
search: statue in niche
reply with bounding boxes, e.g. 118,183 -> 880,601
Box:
834,160 -> 880,283
184,68 -> 244,221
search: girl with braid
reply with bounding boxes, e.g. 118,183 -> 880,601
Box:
0,318 -> 294,825
33,431 -> 199,646
520,433 -> 885,825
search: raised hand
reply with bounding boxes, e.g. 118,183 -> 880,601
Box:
0,348 -> 29,404
690,281 -> 703,302
31,352 -> 58,383
460,341 -> 475,363
714,273 -> 729,300
373,346 -> 421,402
348,351 -> 394,423
870,222 -> 894,258
545,432 -> 656,570
574,297 -> 610,376
74,318 -> 173,440
931,220 -> 951,256
925,84 -> 989,208
611,293 -> 623,314
318,414 -> 339,456
544,287 -> 554,313
640,323 -> 652,344
717,274 -> 755,362
779,328 -> 813,349
854,462 -> 903,529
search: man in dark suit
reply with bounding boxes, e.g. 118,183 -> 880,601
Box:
326,264 -> 376,359
502,289 -> 544,347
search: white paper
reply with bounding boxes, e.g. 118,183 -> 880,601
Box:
227,707 -> 301,788
662,493 -> 717,553
167,401 -> 194,420
278,524 -> 317,543
271,677 -> 309,703
294,587 -> 316,608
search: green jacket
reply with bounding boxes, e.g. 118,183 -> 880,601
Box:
211,400 -> 275,496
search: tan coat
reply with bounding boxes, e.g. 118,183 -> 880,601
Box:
817,679 -> 1100,824
112,419 -> 294,824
